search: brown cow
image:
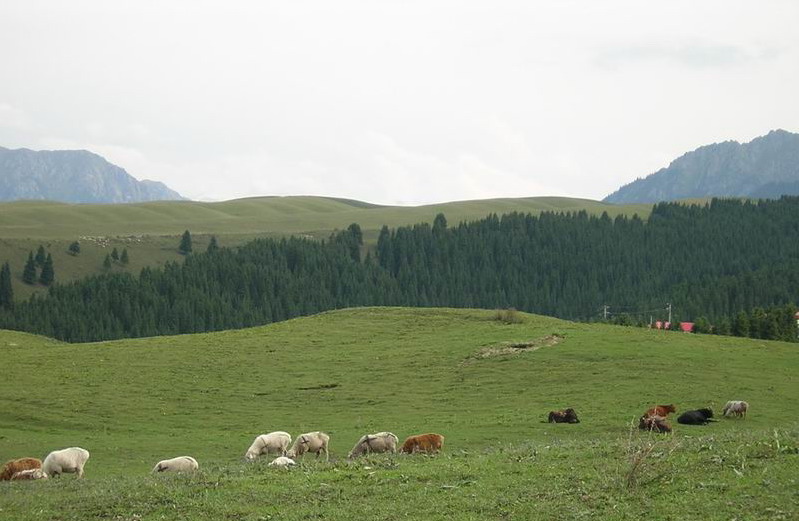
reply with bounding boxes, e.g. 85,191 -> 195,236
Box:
400,433 -> 445,454
548,408 -> 580,424
644,404 -> 676,418
0,458 -> 42,481
639,415 -> 672,433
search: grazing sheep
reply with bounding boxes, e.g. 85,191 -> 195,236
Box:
1,458 -> 42,481
723,400 -> 749,418
152,456 -> 199,473
286,432 -> 330,461
10,468 -> 48,481
400,433 -> 445,454
244,431 -> 292,461
42,448 -> 90,478
638,415 -> 672,433
348,432 -> 399,459
268,456 -> 296,468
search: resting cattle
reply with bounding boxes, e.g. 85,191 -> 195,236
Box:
644,404 -> 676,418
42,447 -> 90,478
268,456 -> 296,468
245,431 -> 292,461
11,469 -> 48,481
152,456 -> 199,473
723,400 -> 749,418
638,415 -> 672,433
399,433 -> 445,454
348,432 -> 399,458
1,458 -> 42,481
677,408 -> 715,425
286,432 -> 330,461
548,408 -> 580,424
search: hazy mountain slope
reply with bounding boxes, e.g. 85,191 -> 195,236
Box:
604,129 -> 799,203
0,146 -> 185,203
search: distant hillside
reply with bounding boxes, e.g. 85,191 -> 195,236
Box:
604,129 -> 799,203
0,146 -> 185,203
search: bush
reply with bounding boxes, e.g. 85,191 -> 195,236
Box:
494,308 -> 523,324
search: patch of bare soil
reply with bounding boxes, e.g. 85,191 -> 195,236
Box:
463,334 -> 564,364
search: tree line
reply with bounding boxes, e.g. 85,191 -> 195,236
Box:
0,197 -> 797,343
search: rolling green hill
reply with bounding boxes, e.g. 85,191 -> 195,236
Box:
0,196 -> 652,300
1,308 -> 796,520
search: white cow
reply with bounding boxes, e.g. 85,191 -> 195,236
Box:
152,456 -> 199,473
42,447 -> 90,478
348,432 -> 399,458
245,431 -> 292,461
286,431 -> 330,461
267,456 -> 296,468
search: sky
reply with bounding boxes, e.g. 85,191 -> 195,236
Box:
1,0 -> 798,204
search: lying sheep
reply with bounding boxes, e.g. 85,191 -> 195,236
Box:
42,447 -> 90,478
152,456 -> 199,473
1,458 -> 42,481
11,468 -> 48,481
245,431 -> 292,461
267,456 -> 296,468
348,432 -> 399,459
287,431 -> 330,461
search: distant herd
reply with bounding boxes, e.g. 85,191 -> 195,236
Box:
1,401 -> 749,481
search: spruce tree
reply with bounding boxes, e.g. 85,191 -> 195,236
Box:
111,247 -> 120,262
22,252 -> 37,284
179,230 -> 193,254
103,254 -> 112,269
120,248 -> 129,265
68,241 -> 81,256
0,262 -> 13,308
35,245 -> 46,267
207,236 -> 219,254
40,253 -> 54,286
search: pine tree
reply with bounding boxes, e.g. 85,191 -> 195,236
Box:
68,241 -> 81,256
111,247 -> 120,262
0,262 -> 13,308
207,236 -> 219,254
40,253 -> 54,286
35,245 -> 46,267
103,254 -> 112,269
120,248 -> 129,265
22,252 -> 37,284
179,230 -> 192,254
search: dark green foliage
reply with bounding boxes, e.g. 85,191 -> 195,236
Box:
179,230 -> 192,254
0,262 -> 13,308
111,247 -> 120,262
68,241 -> 81,256
103,254 -> 112,269
207,236 -> 219,254
39,254 -> 54,286
1,198 -> 799,343
120,248 -> 129,265
22,252 -> 37,284
35,245 -> 46,267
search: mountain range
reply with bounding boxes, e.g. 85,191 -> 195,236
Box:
0,146 -> 184,203
604,129 -> 799,204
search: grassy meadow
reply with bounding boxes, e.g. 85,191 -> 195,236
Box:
1,307 -> 797,520
0,196 -> 652,300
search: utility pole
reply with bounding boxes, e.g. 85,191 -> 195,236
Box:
603,305 -> 609,320
666,302 -> 672,325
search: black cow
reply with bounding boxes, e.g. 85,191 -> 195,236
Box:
677,408 -> 715,425
548,408 -> 580,424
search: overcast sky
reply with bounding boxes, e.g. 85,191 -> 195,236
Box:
1,1 -> 797,204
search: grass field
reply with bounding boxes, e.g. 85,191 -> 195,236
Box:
1,307 -> 797,520
0,196 -> 653,300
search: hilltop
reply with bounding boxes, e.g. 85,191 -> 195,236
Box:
605,129 -> 799,203
0,146 -> 184,203
1,308 -> 797,520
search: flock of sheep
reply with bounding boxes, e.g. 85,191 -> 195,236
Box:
0,431 -> 445,481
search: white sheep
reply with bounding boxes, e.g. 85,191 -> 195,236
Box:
11,468 -> 48,481
42,447 -> 90,478
267,456 -> 296,468
152,456 -> 199,473
348,432 -> 399,458
286,431 -> 330,461
244,431 -> 292,461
